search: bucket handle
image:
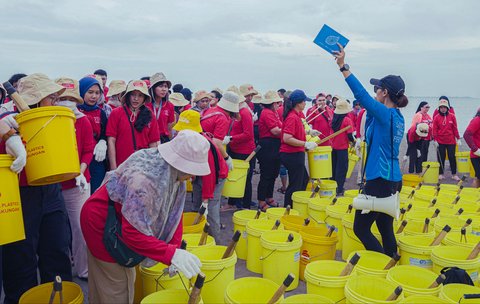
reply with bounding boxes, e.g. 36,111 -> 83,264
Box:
259,249 -> 277,261
308,213 -> 324,224
204,267 -> 227,283
226,172 -> 249,183
25,114 -> 58,144
301,249 -> 334,262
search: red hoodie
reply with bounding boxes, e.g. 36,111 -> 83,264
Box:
432,112 -> 460,145
464,116 -> 480,158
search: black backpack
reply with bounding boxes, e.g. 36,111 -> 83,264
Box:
441,267 -> 474,286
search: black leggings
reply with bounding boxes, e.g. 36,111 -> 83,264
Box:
280,152 -> 309,208
353,178 -> 402,257
408,139 -> 429,173
257,138 -> 281,201
436,144 -> 457,174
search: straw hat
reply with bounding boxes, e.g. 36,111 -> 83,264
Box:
239,84 -> 258,97
120,80 -> 151,104
226,85 -> 246,103
169,93 -> 190,107
334,97 -> 352,115
107,80 -> 127,97
193,90 -> 212,103
150,72 -> 172,89
157,129 -> 210,176
252,94 -> 263,104
173,110 -> 203,133
55,77 -> 83,104
416,123 -> 429,137
17,73 -> 65,106
217,91 -> 240,113
438,99 -> 450,109
262,91 -> 283,105
211,87 -> 224,95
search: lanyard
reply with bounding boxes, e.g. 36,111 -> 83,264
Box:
153,100 -> 163,120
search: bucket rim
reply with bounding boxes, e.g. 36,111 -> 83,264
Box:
260,230 -> 302,250
15,106 -> 76,124
190,245 -> 238,269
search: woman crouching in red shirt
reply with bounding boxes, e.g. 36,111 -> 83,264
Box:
81,130 -> 210,303
280,90 -> 318,207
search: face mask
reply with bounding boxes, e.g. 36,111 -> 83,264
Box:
57,100 -> 77,111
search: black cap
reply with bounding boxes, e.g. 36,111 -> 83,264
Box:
370,75 -> 405,97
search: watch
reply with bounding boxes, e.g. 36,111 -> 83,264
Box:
2,128 -> 17,142
340,64 -> 350,72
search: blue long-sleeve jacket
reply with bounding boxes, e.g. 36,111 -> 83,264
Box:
345,73 -> 404,182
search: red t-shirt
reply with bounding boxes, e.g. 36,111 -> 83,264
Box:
78,108 -> 104,142
277,105 -> 284,122
464,116 -> 480,158
106,106 -> 160,167
200,135 -> 229,200
200,107 -> 231,140
310,107 -> 333,146
103,86 -> 109,102
246,101 -> 254,112
80,185 -> 182,263
259,108 -> 282,139
331,116 -> 354,150
280,110 -> 306,153
347,111 -> 358,134
230,107 -> 255,154
432,113 -> 460,145
147,101 -> 175,137
61,116 -> 96,190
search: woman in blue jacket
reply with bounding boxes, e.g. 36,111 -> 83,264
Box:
333,45 -> 408,257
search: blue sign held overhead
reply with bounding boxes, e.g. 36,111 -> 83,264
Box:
313,24 -> 349,54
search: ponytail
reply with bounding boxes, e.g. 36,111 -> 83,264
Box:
283,96 -> 293,120
134,105 -> 152,132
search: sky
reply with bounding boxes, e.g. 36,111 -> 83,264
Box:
2,0 -> 480,99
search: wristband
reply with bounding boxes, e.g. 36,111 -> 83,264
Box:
2,128 -> 17,142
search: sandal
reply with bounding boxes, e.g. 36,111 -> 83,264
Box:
220,205 -> 237,212
258,202 -> 270,212
276,187 -> 286,194
266,199 -> 278,207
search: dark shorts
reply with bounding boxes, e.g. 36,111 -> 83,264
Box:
471,157 -> 480,179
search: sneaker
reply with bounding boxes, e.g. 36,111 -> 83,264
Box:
452,175 -> 461,181
438,174 -> 445,180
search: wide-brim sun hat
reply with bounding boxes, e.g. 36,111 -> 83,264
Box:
173,109 -> 203,133
121,80 -> 151,104
226,85 -> 246,103
169,92 -> 190,107
193,90 -> 212,103
55,77 -> 83,104
211,87 -> 223,95
217,91 -> 240,113
157,129 -> 210,176
252,94 -> 263,104
438,99 -> 450,109
18,73 -> 66,106
416,122 -> 429,137
107,80 -> 127,97
239,83 -> 258,97
150,72 -> 172,89
262,90 -> 283,105
334,96 -> 352,114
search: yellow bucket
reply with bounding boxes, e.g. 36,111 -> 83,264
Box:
347,250 -> 392,278
186,178 -> 193,192
191,245 -> 237,304
280,214 -> 318,232
246,219 -> 284,274
344,189 -> 360,198
224,277 -> 282,303
341,213 -> 383,261
139,262 -> 186,297
19,281 -> 83,304
439,283 -> 480,303
431,246 -> 480,286
141,289 -> 202,304
182,212 -> 206,234
434,217 -> 472,235
232,209 -> 267,260
402,220 -> 436,238
260,230 -> 302,291
345,275 -> 404,303
422,161 -> 440,184
402,174 -> 422,188
181,233 -> 216,252
397,235 -> 436,269
386,265 -> 441,297
319,180 -> 337,198
222,159 -> 250,198
299,226 -> 337,281
16,106 -> 80,185
346,151 -> 360,179
460,214 -> 480,235
0,155 -> 25,245
291,191 -> 312,216
307,197 -> 331,223
282,294 -> 335,303
443,231 -> 480,249
304,260 -> 353,303
307,146 -> 332,179
266,207 -> 299,221
457,151 -> 472,173
400,295 -> 449,303
325,204 -> 351,250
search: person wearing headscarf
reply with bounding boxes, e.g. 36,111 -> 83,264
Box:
147,72 -> 175,143
81,130 -> 210,303
432,98 -> 461,181
106,80 -> 160,170
464,108 -> 480,188
191,90 -> 212,115
1,74 -> 73,303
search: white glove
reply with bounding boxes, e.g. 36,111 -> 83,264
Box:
403,155 -> 409,161
75,173 -> 88,193
309,129 -> 321,137
5,135 -> 26,173
474,149 -> 480,157
2,113 -> 19,130
93,139 -> 107,162
171,249 -> 202,279
167,264 -> 178,277
222,136 -> 232,145
252,112 -> 258,122
457,139 -> 462,147
225,156 -> 234,171
304,141 -> 317,151
201,201 -> 208,218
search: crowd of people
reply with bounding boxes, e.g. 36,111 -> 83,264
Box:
0,52 -> 480,302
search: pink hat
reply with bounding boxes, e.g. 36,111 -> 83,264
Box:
157,130 -> 211,176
